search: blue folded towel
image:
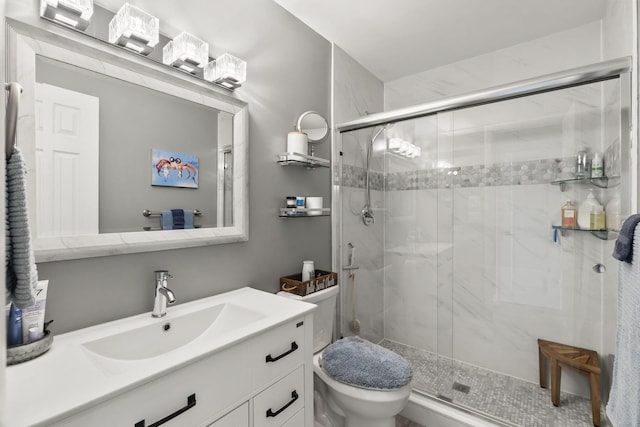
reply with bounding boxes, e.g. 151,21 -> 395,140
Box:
613,214 -> 640,263
161,209 -> 194,230
171,209 -> 184,229
5,147 -> 38,309
322,336 -> 412,389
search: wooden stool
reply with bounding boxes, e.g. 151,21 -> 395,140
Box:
538,339 -> 601,426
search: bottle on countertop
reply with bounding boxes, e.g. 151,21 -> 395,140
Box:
591,152 -> 604,178
578,189 -> 601,229
7,302 -> 23,346
561,200 -> 577,228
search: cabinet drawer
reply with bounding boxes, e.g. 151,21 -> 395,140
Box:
251,319 -> 305,388
208,402 -> 248,427
253,365 -> 304,427
281,409 -> 304,427
53,342 -> 252,427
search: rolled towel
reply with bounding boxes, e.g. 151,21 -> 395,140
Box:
5,147 -> 38,309
613,214 -> 640,263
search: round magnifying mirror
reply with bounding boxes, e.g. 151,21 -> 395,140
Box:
296,111 -> 329,144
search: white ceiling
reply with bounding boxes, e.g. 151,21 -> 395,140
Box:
273,0 -> 608,82
95,0 -> 608,83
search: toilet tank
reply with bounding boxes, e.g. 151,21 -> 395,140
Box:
278,285 -> 339,353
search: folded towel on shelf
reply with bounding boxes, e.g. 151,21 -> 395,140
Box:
161,209 -> 194,230
5,147 -> 38,309
607,222 -> 640,426
613,214 -> 640,263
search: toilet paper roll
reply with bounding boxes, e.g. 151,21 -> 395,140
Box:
287,132 -> 308,160
306,197 -> 323,215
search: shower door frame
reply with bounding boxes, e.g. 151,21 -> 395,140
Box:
331,56 -> 634,412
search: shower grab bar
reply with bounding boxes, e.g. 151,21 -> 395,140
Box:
337,56 -> 631,133
142,209 -> 202,217
5,82 -> 23,160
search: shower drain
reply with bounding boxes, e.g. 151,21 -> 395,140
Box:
452,382 -> 471,394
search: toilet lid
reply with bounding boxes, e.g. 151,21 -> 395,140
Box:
321,336 -> 412,389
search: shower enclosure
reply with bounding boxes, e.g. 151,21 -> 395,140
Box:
333,58 -> 632,426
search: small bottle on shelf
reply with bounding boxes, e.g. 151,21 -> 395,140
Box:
591,152 -> 604,178
590,205 -> 606,230
561,200 -> 577,228
575,148 -> 590,179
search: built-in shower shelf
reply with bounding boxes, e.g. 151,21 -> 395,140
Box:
276,152 -> 330,168
552,225 -> 615,241
551,176 -> 609,191
279,207 -> 331,217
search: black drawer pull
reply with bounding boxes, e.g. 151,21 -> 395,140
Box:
266,390 -> 299,418
134,393 -> 196,427
265,341 -> 298,363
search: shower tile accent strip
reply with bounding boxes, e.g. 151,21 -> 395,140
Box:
342,158 -> 575,190
380,339 -> 609,427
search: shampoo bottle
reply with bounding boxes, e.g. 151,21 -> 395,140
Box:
591,152 -> 604,178
578,190 -> 601,229
561,200 -> 577,228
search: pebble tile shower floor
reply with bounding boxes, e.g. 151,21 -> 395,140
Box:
382,340 -> 606,427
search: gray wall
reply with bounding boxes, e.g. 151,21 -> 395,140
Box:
6,0 -> 332,334
36,56 -> 219,232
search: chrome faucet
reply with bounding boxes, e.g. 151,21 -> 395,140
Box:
152,270 -> 176,318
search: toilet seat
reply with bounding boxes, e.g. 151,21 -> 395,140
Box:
321,336 -> 413,390
313,354 -> 412,400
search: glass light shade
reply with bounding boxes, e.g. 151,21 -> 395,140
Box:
108,3 -> 159,56
40,0 -> 94,31
204,53 -> 247,89
162,32 -> 209,74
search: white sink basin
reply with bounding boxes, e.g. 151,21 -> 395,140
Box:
83,303 -> 265,361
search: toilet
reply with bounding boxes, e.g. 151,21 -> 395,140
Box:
279,285 -> 412,427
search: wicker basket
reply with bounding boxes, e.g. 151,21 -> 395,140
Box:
280,269 -> 338,297
7,330 -> 53,365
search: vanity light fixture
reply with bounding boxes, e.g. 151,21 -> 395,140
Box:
40,0 -> 94,31
204,53 -> 247,89
108,3 -> 159,56
388,137 -> 421,159
162,32 -> 209,74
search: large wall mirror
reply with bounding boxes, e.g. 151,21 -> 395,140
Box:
7,18 -> 249,262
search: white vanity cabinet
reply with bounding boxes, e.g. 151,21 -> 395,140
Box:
49,315 -> 313,427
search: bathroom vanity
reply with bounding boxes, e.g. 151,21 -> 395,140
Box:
6,288 -> 315,427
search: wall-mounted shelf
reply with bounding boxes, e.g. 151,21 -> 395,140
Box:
279,207 -> 330,217
551,177 -> 609,192
276,152 -> 330,168
552,225 -> 615,241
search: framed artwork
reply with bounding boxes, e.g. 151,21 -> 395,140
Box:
151,149 -> 199,188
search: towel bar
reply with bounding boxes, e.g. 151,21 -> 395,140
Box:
142,209 -> 202,217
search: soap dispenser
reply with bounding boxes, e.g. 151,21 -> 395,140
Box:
578,190 -> 601,229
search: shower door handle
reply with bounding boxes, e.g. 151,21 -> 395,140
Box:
5,82 -> 23,159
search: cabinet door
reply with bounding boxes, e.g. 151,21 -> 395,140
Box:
253,366 -> 304,427
251,319 -> 305,389
208,403 -> 249,427
52,342 -> 252,427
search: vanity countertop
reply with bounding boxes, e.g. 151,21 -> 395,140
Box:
6,287 -> 316,426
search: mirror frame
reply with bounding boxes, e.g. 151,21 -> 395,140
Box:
296,110 -> 328,143
6,18 -> 249,262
